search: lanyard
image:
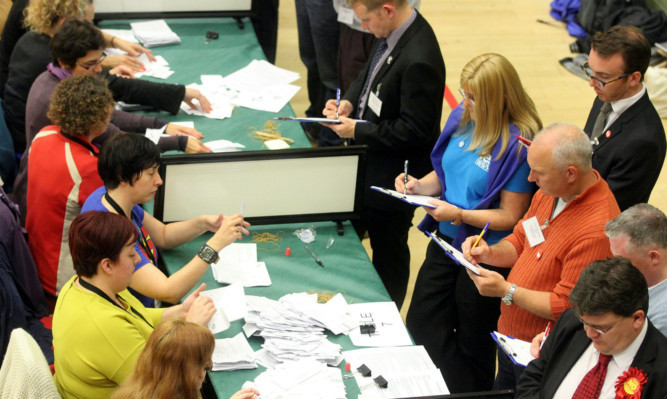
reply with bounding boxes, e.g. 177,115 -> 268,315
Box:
104,192 -> 157,265
60,131 -> 99,155
77,277 -> 153,328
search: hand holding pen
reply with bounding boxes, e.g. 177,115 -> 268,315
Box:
336,88 -> 341,119
468,221 -> 490,257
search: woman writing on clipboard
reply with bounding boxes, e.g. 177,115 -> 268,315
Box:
395,53 -> 541,393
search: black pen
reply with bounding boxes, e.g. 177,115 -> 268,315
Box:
304,245 -> 324,267
403,160 -> 409,195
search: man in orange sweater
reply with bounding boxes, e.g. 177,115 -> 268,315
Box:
461,122 -> 620,390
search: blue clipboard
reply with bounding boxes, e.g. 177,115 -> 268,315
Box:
426,231 -> 481,275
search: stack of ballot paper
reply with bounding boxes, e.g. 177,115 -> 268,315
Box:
211,243 -> 272,287
245,358 -> 346,399
343,346 -> 450,398
244,293 -> 358,368
130,20 -> 181,47
200,284 -> 247,334
212,333 -> 258,371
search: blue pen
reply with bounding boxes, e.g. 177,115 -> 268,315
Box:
403,160 -> 409,195
336,88 -> 341,119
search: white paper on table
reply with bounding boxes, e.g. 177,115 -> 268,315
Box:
130,20 -> 180,47
232,84 -> 301,113
170,121 -> 195,129
358,370 -> 450,398
264,139 -> 290,150
212,332 -> 257,371
223,60 -> 300,92
135,54 -> 174,79
348,302 -> 412,347
144,125 -> 168,144
344,346 -> 448,398
216,243 -> 258,265
204,139 -> 245,153
212,261 -> 271,287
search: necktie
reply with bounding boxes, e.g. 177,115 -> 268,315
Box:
357,39 -> 388,118
591,102 -> 613,141
572,353 -> 613,399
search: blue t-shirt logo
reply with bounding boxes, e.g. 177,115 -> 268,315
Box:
475,155 -> 490,172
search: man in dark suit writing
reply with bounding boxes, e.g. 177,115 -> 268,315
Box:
321,0 -> 445,308
516,257 -> 667,398
582,26 -> 666,211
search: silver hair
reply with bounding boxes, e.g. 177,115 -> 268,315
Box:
535,122 -> 592,171
605,203 -> 667,250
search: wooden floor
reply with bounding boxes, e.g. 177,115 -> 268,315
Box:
274,0 -> 667,317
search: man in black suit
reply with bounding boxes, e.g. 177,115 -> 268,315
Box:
516,257 -> 667,399
321,0 -> 445,308
582,26 -> 666,211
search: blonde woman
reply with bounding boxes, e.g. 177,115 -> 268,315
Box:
112,320 -> 259,399
395,53 -> 542,393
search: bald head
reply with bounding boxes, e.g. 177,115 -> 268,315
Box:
533,122 -> 592,172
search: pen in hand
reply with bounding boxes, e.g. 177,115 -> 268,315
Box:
468,221 -> 490,257
336,88 -> 341,119
304,245 -> 324,267
403,160 -> 409,195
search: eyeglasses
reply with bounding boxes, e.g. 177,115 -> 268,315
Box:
458,88 -> 475,105
76,53 -> 107,71
577,315 -> 624,335
580,62 -> 631,89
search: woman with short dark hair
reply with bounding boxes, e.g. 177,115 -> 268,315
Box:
53,211 -> 216,399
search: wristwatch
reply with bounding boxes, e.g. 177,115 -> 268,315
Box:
502,283 -> 517,305
197,244 -> 220,264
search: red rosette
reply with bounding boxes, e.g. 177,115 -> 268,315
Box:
615,367 -> 648,399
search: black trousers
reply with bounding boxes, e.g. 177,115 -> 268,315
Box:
406,238 -> 510,393
352,206 -> 414,309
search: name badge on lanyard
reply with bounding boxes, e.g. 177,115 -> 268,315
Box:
522,216 -> 545,248
368,90 -> 382,116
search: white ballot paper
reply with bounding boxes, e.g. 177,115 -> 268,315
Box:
245,358 -> 346,399
348,302 -> 412,347
212,332 -> 257,371
491,331 -> 536,367
201,284 -> 247,334
204,139 -> 245,153
343,346 -> 449,398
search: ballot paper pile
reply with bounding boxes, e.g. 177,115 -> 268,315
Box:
181,60 -> 301,118
244,358 -> 346,399
244,293 -> 358,368
212,333 -> 258,371
344,346 -> 450,398
130,20 -> 181,47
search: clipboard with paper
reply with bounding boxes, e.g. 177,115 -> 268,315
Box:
491,331 -> 535,367
370,186 -> 437,208
426,231 -> 481,275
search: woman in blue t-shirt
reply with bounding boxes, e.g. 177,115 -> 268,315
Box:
395,53 -> 542,393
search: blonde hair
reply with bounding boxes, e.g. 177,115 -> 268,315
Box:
111,320 -> 215,399
24,0 -> 83,34
459,53 -> 542,159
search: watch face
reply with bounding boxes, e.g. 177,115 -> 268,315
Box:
199,246 -> 218,263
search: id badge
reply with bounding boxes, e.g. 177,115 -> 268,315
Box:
522,216 -> 545,247
337,6 -> 355,25
368,91 -> 382,116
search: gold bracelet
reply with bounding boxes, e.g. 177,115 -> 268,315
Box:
111,36 -> 117,48
451,207 -> 463,225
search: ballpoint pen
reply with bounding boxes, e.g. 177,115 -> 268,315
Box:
468,221 -> 490,257
336,88 -> 341,119
403,160 -> 409,195
304,245 -> 324,267
540,321 -> 553,350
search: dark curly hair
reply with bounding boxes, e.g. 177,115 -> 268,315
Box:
47,74 -> 114,136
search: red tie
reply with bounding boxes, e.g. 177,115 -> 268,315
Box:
572,353 -> 613,399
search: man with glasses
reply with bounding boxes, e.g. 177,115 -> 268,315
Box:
516,257 -> 667,398
581,25 -> 665,211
